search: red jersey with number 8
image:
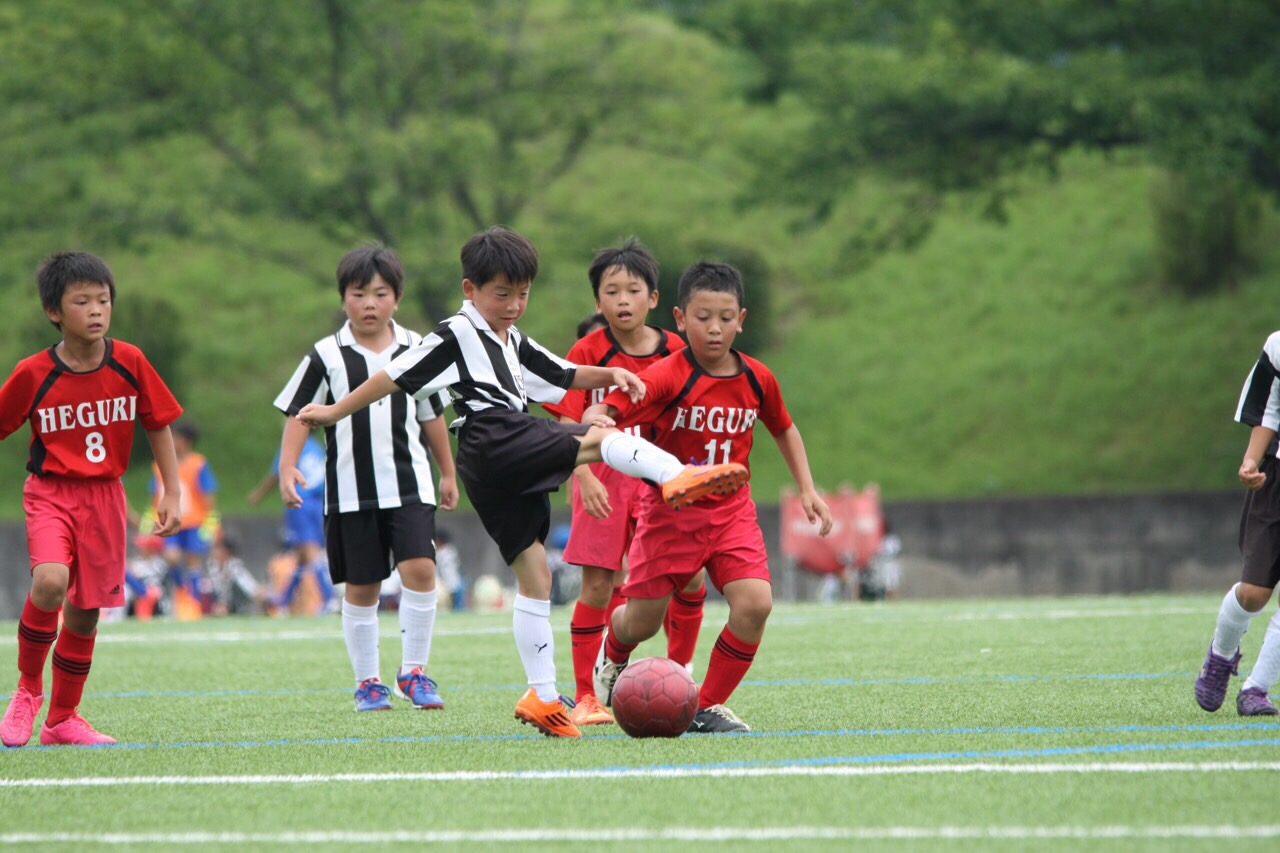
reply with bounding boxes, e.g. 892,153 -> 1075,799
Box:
603,348 -> 792,473
0,339 -> 182,479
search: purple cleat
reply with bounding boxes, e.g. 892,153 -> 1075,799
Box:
1237,686 -> 1279,717
1194,645 -> 1241,712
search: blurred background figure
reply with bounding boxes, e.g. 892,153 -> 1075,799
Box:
435,528 -> 465,612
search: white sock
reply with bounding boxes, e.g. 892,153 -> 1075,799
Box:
342,599 -> 380,686
399,586 -> 438,673
600,431 -> 686,484
512,593 -> 558,702
1243,609 -> 1280,692
1212,584 -> 1257,657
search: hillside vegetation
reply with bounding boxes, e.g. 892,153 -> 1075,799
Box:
1,152 -> 1274,519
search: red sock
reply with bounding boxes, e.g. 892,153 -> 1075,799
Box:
570,601 -> 608,700
46,628 -> 95,727
16,596 -> 60,696
604,625 -> 639,666
665,584 -> 706,667
698,627 -> 759,709
605,586 -> 626,624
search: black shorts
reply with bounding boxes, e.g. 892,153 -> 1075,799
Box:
456,410 -> 590,565
1239,454 -> 1280,588
325,503 -> 437,586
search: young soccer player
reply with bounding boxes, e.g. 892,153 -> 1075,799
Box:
0,251 -> 183,747
274,245 -> 458,713
589,261 -> 833,734
1194,331 -> 1280,716
296,226 -> 749,738
543,239 -> 707,727
150,420 -> 218,611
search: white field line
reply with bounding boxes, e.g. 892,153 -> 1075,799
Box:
5,761 -> 1280,789
0,605 -> 1211,646
3,825 -> 1280,844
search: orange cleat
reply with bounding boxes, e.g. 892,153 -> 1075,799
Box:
661,463 -> 750,510
514,689 -> 582,738
569,693 -> 615,727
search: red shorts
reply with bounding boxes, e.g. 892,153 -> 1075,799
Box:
562,464 -> 642,572
24,474 -> 128,610
624,485 -> 770,600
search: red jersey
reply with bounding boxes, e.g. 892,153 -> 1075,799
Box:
543,325 -> 685,432
604,348 -> 793,471
0,339 -> 182,479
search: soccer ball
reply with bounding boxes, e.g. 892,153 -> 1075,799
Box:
611,656 -> 699,738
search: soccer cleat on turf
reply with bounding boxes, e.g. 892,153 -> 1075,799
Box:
1,687 -> 43,748
686,704 -> 751,734
593,633 -> 627,707
513,689 -> 581,738
661,463 -> 750,510
394,667 -> 444,710
39,712 -> 116,746
569,693 -> 615,726
1237,686 -> 1280,717
1194,645 -> 1241,712
354,678 -> 393,712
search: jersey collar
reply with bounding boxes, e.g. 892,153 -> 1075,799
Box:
335,319 -> 412,349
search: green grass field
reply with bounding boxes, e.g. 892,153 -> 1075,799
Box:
2,594 -> 1278,850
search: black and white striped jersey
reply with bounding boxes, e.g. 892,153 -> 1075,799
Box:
1236,332 -> 1280,433
274,320 -> 449,514
383,300 -> 577,430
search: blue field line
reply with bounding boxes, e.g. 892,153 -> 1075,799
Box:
13,721 -> 1280,753
86,670 -> 1199,700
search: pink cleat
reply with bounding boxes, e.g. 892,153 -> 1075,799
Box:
40,712 -> 116,746
1,688 -> 43,748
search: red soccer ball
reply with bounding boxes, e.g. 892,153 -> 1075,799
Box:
611,656 -> 699,738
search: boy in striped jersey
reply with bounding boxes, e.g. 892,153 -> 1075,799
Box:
0,252 -> 184,747
297,227 -> 749,738
275,245 -> 458,713
543,239 -> 709,727
588,261 -> 833,734
1194,332 -> 1280,716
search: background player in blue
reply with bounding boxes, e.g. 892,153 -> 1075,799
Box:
248,433 -> 334,612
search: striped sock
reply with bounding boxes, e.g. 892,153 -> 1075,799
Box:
570,601 -> 607,700
665,584 -> 706,668
698,627 -> 759,709
17,596 -> 59,696
46,628 -> 95,727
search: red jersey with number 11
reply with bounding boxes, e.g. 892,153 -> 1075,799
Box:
0,339 -> 183,479
603,348 -> 792,472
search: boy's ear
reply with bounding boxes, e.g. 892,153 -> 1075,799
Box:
672,305 -> 686,332
738,308 -> 747,327
648,289 -> 659,308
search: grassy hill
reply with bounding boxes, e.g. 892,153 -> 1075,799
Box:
0,152 -> 1275,519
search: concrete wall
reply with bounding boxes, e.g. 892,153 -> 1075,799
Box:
0,490 -> 1244,620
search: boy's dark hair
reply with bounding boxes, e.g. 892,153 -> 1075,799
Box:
36,251 -> 116,330
172,419 -> 199,444
587,237 -> 659,298
336,244 -> 405,297
576,312 -> 606,339
460,227 -> 538,287
676,261 -> 745,310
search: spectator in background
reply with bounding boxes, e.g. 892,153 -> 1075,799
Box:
435,528 -> 465,611
151,419 -> 219,613
206,536 -> 263,616
247,433 -> 334,614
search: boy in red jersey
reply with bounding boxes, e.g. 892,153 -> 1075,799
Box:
544,239 -> 708,727
0,252 -> 183,747
588,261 -> 832,734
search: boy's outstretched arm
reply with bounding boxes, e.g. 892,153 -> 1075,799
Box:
145,425 -> 183,536
297,371 -> 399,428
571,365 -> 646,403
1240,425 -> 1277,490
773,424 -> 833,536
